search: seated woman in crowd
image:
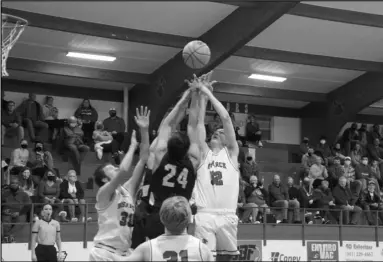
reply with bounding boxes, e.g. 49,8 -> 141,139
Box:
63,116 -> 89,176
74,99 -> 98,146
92,121 -> 113,160
18,167 -> 35,197
10,139 -> 29,176
38,170 -> 68,222
60,170 -> 91,222
29,141 -> 54,186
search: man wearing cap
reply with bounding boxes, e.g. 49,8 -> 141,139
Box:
360,181 -> 383,225
103,108 -> 125,134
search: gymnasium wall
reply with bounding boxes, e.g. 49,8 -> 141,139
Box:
3,91 -> 123,122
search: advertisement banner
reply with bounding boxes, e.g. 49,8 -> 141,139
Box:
307,241 -> 339,261
262,240 -> 306,261
340,241 -> 383,261
232,240 -> 262,261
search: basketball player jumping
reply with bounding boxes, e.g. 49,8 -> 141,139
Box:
89,106 -> 150,261
188,72 -> 240,261
132,103 -> 190,248
140,87 -> 201,241
124,196 -> 213,261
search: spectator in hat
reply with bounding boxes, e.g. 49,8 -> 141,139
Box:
103,108 -> 125,134
360,180 -> 383,225
74,99 -> 98,145
343,156 -> 356,184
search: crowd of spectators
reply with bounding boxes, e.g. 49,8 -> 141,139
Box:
2,92 -> 383,243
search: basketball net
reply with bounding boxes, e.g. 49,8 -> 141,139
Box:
1,13 -> 28,77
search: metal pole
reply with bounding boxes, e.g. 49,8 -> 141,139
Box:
123,86 -> 129,131
83,203 -> 88,248
339,209 -> 343,247
301,208 -> 305,246
263,206 -> 267,246
28,203 -> 34,250
375,210 -> 379,247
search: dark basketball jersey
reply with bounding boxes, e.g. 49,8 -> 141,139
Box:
139,167 -> 153,204
150,153 -> 196,207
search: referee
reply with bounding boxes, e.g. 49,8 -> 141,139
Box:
31,204 -> 62,262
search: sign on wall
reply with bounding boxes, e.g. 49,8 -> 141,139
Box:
340,241 -> 383,261
307,241 -> 339,261
232,240 -> 262,261
262,240 -> 306,261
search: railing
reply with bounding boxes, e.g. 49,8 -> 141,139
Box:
1,203 -> 382,249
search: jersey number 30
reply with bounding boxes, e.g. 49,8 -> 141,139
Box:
162,164 -> 188,189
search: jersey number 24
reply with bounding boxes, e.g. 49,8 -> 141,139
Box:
162,164 -> 188,189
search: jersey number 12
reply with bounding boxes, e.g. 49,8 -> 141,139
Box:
163,250 -> 188,262
162,164 -> 188,189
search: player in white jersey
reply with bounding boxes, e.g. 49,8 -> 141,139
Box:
187,73 -> 240,261
125,196 -> 213,261
89,106 -> 150,261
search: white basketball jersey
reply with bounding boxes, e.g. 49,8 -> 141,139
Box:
93,185 -> 135,251
150,234 -> 203,261
194,147 -> 239,211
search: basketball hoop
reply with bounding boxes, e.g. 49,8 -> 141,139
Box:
2,13 -> 28,77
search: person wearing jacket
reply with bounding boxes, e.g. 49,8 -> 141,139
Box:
332,176 -> 362,225
29,141 -> 54,186
16,93 -> 48,142
243,175 -> 269,223
312,179 -> 335,224
360,181 -> 383,225
59,170 -> 90,222
74,99 -> 98,145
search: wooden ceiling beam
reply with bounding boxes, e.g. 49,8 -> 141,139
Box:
7,57 -> 150,84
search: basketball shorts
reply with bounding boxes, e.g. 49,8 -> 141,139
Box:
193,209 -> 239,256
89,246 -> 131,261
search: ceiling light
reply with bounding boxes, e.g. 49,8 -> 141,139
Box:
66,52 -> 116,62
248,74 -> 286,82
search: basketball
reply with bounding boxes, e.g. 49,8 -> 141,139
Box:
182,40 -> 211,69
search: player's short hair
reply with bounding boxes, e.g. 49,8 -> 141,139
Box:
167,132 -> 190,161
93,163 -> 110,187
160,196 -> 191,234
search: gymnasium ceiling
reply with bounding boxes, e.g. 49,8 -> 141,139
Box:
2,1 -> 383,118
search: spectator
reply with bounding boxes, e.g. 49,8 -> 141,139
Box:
312,179 -> 335,224
343,157 -> 356,184
329,143 -> 346,164
10,139 -> 29,176
308,155 -> 328,185
74,99 -> 98,145
63,116 -> 90,176
328,157 -> 345,188
237,177 -> 247,222
246,115 -> 262,147
315,136 -> 332,160
300,147 -> 316,180
332,176 -> 362,225
342,123 -> 360,156
38,170 -> 68,222
2,101 -> 24,145
103,108 -> 126,134
348,176 -> 362,210
29,141 -> 54,186
60,170 -> 91,222
360,181 -> 383,225
358,124 -> 369,149
42,96 -> 56,120
350,143 -> 363,167
93,121 -> 113,160
18,167 -> 35,197
299,177 -> 313,210
300,137 -> 310,156
268,174 -> 300,223
370,159 -> 382,190
367,138 -> 383,171
1,176 -> 31,242
243,175 -> 269,223
369,124 -> 382,145
286,176 -> 301,205
16,93 -> 48,142
43,97 -> 64,142
240,155 -> 259,183
355,156 -> 372,190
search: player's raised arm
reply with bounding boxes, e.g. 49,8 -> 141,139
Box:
199,78 -> 239,158
95,131 -> 138,208
153,89 -> 191,167
124,106 -> 150,198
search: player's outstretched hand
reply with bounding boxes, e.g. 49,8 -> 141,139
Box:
199,71 -> 216,92
130,130 -> 138,148
134,106 -> 150,130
